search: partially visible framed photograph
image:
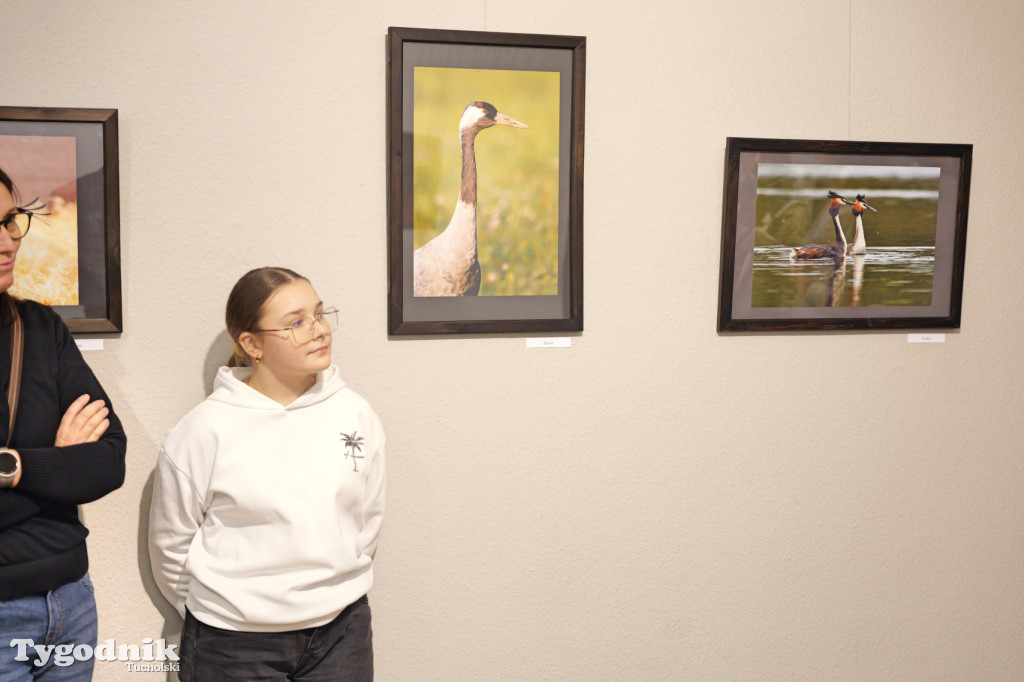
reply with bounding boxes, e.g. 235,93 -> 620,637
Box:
718,137 -> 971,332
0,106 -> 121,333
387,26 -> 585,335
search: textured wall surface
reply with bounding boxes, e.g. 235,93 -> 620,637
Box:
5,1 -> 1023,680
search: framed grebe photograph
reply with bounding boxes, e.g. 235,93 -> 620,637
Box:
717,137 -> 972,332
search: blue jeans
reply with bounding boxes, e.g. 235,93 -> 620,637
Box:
179,594 -> 373,681
0,574 -> 98,682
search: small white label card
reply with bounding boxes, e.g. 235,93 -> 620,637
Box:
907,334 -> 945,343
526,337 -> 572,348
75,339 -> 104,352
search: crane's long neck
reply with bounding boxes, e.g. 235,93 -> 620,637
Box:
442,126 -> 479,249
458,127 -> 478,207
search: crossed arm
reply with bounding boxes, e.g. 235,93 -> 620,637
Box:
6,394 -> 110,488
55,393 -> 112,448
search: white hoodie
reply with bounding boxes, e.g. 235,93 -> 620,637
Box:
148,365 -> 385,632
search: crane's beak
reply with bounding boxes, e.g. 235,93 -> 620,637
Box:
493,112 -> 529,129
861,202 -> 878,212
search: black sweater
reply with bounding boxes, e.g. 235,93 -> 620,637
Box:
0,299 -> 126,600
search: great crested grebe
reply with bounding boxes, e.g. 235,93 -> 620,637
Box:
412,101 -> 528,297
790,190 -> 853,260
845,194 -> 878,256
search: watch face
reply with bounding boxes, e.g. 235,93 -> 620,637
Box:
0,451 -> 17,475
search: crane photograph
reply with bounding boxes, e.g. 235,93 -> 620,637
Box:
411,66 -> 561,298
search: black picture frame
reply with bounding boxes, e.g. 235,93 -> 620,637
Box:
386,27 -> 585,335
718,137 -> 971,332
0,106 -> 122,333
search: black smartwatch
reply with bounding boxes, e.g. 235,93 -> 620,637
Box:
0,449 -> 21,488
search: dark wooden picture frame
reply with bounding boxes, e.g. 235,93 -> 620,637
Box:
718,137 -> 971,332
386,27 -> 585,335
0,106 -> 122,333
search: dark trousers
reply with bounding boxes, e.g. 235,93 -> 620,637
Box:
178,595 -> 372,681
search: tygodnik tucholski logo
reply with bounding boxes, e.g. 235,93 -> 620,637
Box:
10,637 -> 180,672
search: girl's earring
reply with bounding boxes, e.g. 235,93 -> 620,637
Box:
254,355 -> 262,365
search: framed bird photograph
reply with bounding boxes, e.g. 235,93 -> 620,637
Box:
386,26 -> 585,335
717,137 -> 972,332
0,106 -> 122,333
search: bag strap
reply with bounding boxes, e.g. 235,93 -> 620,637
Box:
6,296 -> 23,448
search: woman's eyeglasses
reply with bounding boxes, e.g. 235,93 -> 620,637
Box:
1,198 -> 49,240
253,308 -> 339,344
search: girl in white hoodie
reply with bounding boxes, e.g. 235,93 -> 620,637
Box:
149,267 -> 385,681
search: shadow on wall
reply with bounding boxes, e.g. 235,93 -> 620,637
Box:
204,330 -> 235,396
134,329 -> 234,682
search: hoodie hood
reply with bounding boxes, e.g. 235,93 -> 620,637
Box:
208,364 -> 347,411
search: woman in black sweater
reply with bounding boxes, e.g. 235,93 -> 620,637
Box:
0,166 -> 127,680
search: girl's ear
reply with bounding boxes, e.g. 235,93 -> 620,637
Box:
238,331 -> 262,359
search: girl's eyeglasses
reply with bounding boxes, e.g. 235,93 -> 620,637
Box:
253,308 -> 339,344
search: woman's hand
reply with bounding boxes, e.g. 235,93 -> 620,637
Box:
54,394 -> 110,447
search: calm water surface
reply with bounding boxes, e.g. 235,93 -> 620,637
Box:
752,246 -> 935,308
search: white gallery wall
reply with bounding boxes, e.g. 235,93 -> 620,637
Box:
5,0 -> 1023,680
